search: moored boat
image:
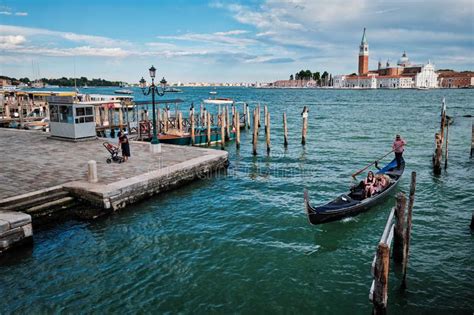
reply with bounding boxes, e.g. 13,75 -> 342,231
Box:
114,89 -> 133,95
304,157 -> 405,225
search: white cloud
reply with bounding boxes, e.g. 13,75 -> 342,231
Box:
157,30 -> 257,47
0,11 -> 11,15
14,12 -> 28,16
0,35 -> 26,45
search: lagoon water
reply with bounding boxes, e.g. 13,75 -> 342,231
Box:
1,87 -> 473,314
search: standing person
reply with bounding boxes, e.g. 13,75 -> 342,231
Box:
392,134 -> 406,170
118,130 -> 131,162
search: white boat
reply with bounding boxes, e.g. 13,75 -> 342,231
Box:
209,91 -> 217,95
114,89 -> 133,95
25,118 -> 49,130
203,98 -> 234,105
417,86 -> 429,90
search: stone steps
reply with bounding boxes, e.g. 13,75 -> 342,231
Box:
0,190 -> 70,212
0,211 -> 33,254
25,196 -> 78,218
0,186 -> 65,209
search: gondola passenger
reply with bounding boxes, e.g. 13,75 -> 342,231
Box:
374,174 -> 388,194
364,171 -> 376,198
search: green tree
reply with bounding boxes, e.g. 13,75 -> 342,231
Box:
289,74 -> 294,80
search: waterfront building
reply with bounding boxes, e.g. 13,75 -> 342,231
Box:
437,71 -> 474,88
336,29 -> 439,89
272,79 -> 318,88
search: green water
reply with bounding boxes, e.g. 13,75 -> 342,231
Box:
1,88 -> 473,314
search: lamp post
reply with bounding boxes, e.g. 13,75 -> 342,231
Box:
140,65 -> 167,153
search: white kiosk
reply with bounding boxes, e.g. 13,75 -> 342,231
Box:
48,96 -> 96,140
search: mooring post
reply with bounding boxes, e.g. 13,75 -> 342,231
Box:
373,242 -> 390,315
264,105 -> 268,134
207,112 -> 211,147
225,105 -> 230,141
301,106 -> 308,145
470,120 -> 473,158
402,171 -> 416,290
246,103 -> 251,129
444,121 -> 449,169
433,133 -> 442,174
87,160 -> 98,183
178,111 -> 183,133
190,108 -> 195,146
253,108 -> 258,155
393,193 -> 407,264
220,113 -> 225,150
266,111 -> 271,154
257,104 -> 261,129
235,110 -> 240,149
283,112 -> 288,147
164,109 -> 169,133
470,212 -> 474,229
157,107 -> 161,133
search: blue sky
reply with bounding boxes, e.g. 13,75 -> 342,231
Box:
0,0 -> 473,83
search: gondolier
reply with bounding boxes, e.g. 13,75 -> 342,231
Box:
392,134 -> 406,170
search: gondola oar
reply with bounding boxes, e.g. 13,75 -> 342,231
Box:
351,148 -> 395,179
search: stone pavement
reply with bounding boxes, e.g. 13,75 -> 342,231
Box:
0,129 -> 217,200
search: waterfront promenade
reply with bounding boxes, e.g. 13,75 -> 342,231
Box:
0,128 -> 227,200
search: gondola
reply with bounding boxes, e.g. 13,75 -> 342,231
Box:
304,157 -> 405,225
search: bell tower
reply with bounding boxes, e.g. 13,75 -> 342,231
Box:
358,28 -> 369,75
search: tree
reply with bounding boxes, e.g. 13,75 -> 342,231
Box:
312,71 -> 320,83
321,71 -> 329,86
289,74 -> 294,80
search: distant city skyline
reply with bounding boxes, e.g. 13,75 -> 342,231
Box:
0,0 -> 473,83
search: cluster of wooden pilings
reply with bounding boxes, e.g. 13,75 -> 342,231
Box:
432,98 -> 450,174
132,102 -> 310,152
370,172 -> 416,314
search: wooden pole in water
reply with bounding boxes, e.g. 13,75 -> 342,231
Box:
301,106 -> 308,145
190,108 -> 195,146
444,121 -> 449,169
207,111 -> 211,146
221,113 -> 225,150
225,105 -> 230,141
118,104 -> 124,131
164,109 -> 169,133
235,110 -> 240,149
246,103 -> 251,129
252,108 -> 258,155
157,107 -> 161,133
266,111 -> 271,154
433,133 -> 442,174
393,192 -> 407,264
471,121 -> 474,158
373,242 -> 390,314
178,111 -> 183,133
283,112 -> 288,147
402,171 -> 416,290
264,105 -> 268,134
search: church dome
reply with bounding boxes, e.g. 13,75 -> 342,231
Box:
398,51 -> 410,66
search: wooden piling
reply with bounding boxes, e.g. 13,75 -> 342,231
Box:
470,121 -> 473,158
433,132 -> 442,174
118,106 -> 124,130
235,110 -> 240,149
402,171 -> 416,290
225,105 -> 230,141
252,109 -> 258,155
164,109 -> 169,133
157,107 -> 161,133
246,103 -> 251,129
178,111 -> 183,133
470,212 -> 474,229
301,106 -> 308,145
393,193 -> 407,264
190,108 -> 195,146
207,112 -> 211,147
444,121 -> 449,169
220,113 -> 225,150
264,105 -> 268,134
373,242 -> 390,314
266,111 -> 271,154
283,112 -> 288,147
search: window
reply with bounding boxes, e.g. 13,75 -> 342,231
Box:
50,105 -> 59,122
74,106 -> 94,124
59,105 -> 73,123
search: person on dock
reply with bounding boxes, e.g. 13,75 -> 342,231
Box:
118,130 -> 131,162
392,134 -> 406,170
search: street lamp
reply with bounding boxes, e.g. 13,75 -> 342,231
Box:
140,65 -> 167,153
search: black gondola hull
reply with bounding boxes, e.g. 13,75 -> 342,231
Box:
304,158 -> 405,225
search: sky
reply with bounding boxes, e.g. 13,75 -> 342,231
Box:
0,0 -> 473,83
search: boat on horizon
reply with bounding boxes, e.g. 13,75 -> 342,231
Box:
304,157 -> 405,225
114,89 -> 133,95
164,87 -> 183,93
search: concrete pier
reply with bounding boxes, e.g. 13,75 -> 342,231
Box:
0,128 -> 228,249
0,211 -> 32,254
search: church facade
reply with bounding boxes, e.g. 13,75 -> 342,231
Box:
334,29 -> 439,89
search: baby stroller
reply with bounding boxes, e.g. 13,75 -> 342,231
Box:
102,142 -> 124,164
